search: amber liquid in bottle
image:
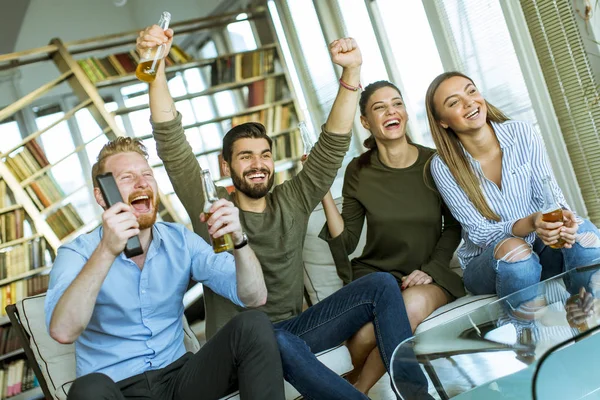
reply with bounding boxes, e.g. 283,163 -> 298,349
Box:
135,59 -> 162,83
135,11 -> 170,83
205,212 -> 234,253
542,208 -> 566,249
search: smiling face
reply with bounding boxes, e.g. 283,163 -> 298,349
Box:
432,76 -> 488,135
95,151 -> 159,230
360,86 -> 409,142
223,138 -> 275,199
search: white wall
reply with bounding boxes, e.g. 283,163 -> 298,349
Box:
571,1 -> 600,85
2,0 -> 222,107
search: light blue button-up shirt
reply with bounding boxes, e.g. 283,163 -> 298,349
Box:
45,222 -> 244,382
431,120 -> 569,268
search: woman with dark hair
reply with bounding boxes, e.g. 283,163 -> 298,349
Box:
319,80 -> 465,394
426,71 -> 600,313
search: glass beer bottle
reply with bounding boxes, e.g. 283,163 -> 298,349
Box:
135,11 -> 171,83
541,176 -> 565,249
298,121 -> 317,155
201,169 -> 234,253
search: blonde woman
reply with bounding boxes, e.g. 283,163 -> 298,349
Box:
426,71 -> 600,312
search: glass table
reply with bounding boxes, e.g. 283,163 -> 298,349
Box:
390,264 -> 600,400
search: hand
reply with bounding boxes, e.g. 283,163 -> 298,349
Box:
100,203 -> 140,257
200,199 -> 243,245
401,270 -> 433,290
566,287 -> 595,330
532,212 -> 563,247
136,25 -> 174,59
329,37 -> 362,69
558,209 -> 579,248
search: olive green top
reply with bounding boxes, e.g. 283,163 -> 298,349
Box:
152,113 -> 351,338
319,145 -> 466,298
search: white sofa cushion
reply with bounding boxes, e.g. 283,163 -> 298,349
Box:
16,294 -> 200,400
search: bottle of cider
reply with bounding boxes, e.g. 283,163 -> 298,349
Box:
136,11 -> 171,83
299,121 -> 317,156
541,176 -> 565,249
201,169 -> 234,253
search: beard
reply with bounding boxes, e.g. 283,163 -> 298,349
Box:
231,167 -> 274,199
128,190 -> 160,230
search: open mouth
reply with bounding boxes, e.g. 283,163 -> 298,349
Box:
245,171 -> 268,183
383,119 -> 401,129
130,194 -> 152,213
464,107 -> 480,120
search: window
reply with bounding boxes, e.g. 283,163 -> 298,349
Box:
436,0 -> 538,125
227,14 -> 258,52
376,0 -> 444,147
0,120 -> 23,154
336,0 -> 388,86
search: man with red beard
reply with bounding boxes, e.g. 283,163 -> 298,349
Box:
44,137 -> 285,400
142,26 -> 422,400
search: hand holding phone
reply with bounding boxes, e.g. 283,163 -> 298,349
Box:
96,173 -> 143,258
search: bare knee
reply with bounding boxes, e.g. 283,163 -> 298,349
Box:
494,238 -> 532,262
402,287 -> 446,331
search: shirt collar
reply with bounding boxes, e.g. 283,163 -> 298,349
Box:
460,120 -> 515,162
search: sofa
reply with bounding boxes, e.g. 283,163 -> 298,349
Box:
12,199 -> 497,400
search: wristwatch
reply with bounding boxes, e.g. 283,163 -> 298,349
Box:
234,232 -> 248,250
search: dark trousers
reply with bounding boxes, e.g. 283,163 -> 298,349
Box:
67,310 -> 284,400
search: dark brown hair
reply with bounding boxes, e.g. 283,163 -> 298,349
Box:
222,122 -> 273,163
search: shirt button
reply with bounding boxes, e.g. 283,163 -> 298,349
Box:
141,290 -> 146,294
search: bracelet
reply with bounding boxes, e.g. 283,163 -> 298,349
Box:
339,78 -> 362,92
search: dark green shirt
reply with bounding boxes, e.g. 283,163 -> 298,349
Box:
152,113 -> 351,338
319,145 -> 465,298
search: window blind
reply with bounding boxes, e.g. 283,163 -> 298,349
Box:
521,0 -> 600,224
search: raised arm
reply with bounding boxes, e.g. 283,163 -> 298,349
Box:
137,26 -> 210,240
47,203 -> 139,344
277,38 -> 362,213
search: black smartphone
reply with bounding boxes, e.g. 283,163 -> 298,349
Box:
96,172 -> 143,258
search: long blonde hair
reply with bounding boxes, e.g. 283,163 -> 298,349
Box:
425,72 -> 509,221
91,137 -> 148,187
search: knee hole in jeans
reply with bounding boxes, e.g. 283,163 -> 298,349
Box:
575,232 -> 600,248
494,238 -> 532,263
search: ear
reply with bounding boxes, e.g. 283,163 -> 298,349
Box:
94,187 -> 107,210
221,160 -> 231,177
360,115 -> 370,130
439,120 -> 449,129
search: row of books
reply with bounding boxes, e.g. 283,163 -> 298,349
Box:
229,103 -> 294,136
246,77 -> 285,108
0,210 -> 24,244
210,48 -> 276,86
46,204 -> 84,241
0,326 -> 21,357
77,44 -> 192,84
4,141 -> 50,183
0,238 -> 48,281
272,131 -> 302,163
0,275 -> 50,317
0,182 -> 7,210
0,359 -> 40,399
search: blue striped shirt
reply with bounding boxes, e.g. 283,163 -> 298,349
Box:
431,120 -> 569,268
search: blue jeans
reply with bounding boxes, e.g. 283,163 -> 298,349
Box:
464,219 -> 600,306
273,272 -> 430,400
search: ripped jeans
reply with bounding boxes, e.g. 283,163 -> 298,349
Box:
464,219 -> 600,307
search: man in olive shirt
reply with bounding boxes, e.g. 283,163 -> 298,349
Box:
139,26 -> 427,400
